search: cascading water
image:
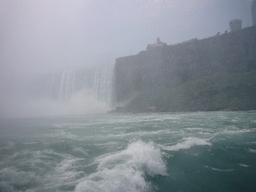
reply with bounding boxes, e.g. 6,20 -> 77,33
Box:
44,63 -> 115,106
5,63 -> 116,117
57,70 -> 76,101
30,63 -> 113,103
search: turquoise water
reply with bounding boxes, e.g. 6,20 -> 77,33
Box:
0,111 -> 256,191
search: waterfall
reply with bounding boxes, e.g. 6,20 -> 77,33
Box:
29,63 -> 115,107
1,63 -> 116,118
58,70 -> 76,101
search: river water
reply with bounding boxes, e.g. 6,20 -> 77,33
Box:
1,111 -> 256,191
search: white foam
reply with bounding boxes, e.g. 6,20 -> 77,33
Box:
185,128 -> 215,135
49,130 -> 78,139
249,148 -> 256,153
222,128 -> 251,135
101,113 -> 181,125
73,147 -> 89,156
160,137 -> 212,151
0,167 -> 37,188
239,164 -> 249,167
75,140 -> 167,192
101,129 -> 175,140
246,141 -> 256,145
205,166 -> 234,172
211,167 -> 234,172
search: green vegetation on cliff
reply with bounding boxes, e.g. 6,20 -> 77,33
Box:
113,71 -> 256,113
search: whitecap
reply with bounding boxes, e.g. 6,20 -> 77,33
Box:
73,147 -> 89,156
49,130 -> 78,139
249,148 -> 256,153
205,166 -> 234,172
210,167 -> 234,172
239,164 -> 249,167
75,140 -> 167,192
222,128 -> 252,135
160,137 -> 212,151
0,167 -> 37,190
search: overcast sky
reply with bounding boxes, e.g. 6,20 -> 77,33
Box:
0,0 -> 253,76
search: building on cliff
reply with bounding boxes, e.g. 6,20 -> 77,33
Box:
252,0 -> 256,25
146,38 -> 167,50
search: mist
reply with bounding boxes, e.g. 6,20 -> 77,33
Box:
0,0 -> 253,118
1,89 -> 109,118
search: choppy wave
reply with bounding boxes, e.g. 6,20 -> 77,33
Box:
1,111 -> 256,191
0,148 -> 83,191
159,137 -> 212,151
249,148 -> 256,153
75,140 -> 167,192
205,166 -> 235,172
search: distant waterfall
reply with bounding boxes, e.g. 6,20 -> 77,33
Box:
30,63 -> 115,106
58,70 -> 76,101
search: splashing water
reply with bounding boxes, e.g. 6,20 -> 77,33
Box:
1,63 -> 115,118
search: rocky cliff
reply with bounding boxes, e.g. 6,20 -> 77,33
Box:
113,26 -> 256,112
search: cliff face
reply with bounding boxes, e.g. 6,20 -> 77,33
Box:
115,44 -> 171,103
115,26 -> 256,105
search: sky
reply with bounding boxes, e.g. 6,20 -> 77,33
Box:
0,0 -> 253,77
